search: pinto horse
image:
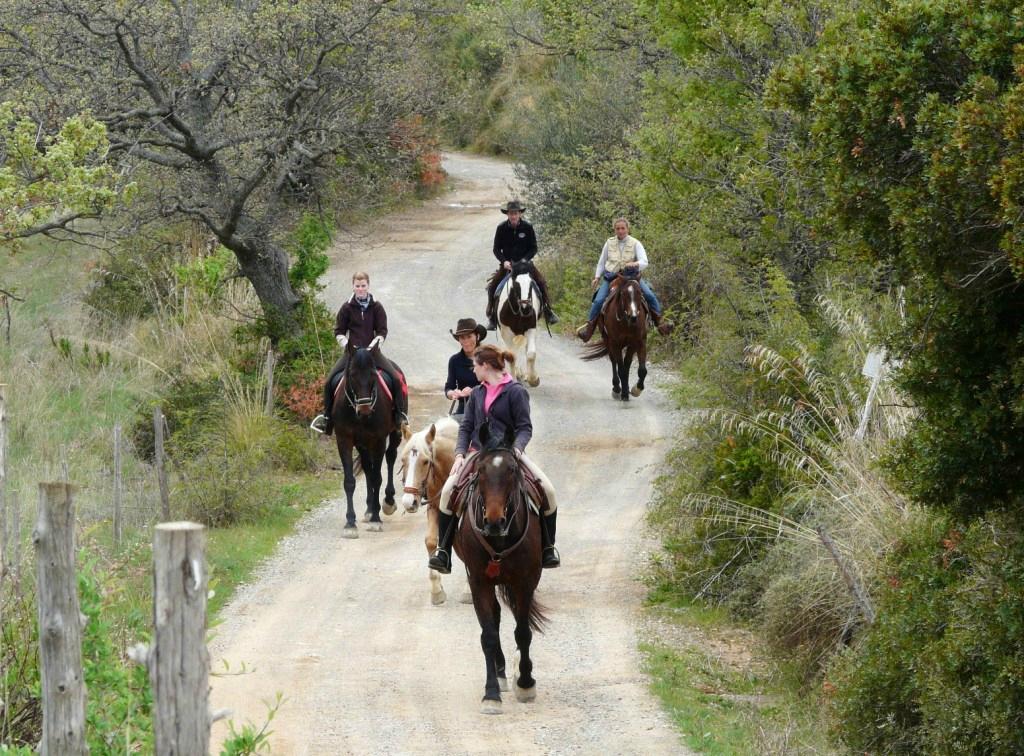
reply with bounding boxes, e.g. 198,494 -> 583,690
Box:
496,260 -> 541,387
453,423 -> 546,714
398,417 -> 459,605
332,344 -> 404,537
582,274 -> 649,401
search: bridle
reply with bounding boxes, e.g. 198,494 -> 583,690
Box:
344,363 -> 379,413
613,278 -> 646,324
466,449 -> 533,563
400,446 -> 444,505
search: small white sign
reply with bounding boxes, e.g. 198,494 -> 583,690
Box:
862,348 -> 886,380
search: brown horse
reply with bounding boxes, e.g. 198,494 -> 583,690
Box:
453,423 -> 546,714
398,417 -> 459,605
582,274 -> 649,400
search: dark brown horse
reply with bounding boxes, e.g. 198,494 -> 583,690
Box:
582,274 -> 649,400
453,424 -> 547,714
332,344 -> 403,537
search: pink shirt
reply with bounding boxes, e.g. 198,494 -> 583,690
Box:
483,373 -> 514,414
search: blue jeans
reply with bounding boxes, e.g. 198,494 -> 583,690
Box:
587,272 -> 662,320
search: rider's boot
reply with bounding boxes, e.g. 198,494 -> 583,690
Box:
485,300 -> 498,331
652,311 -> 674,337
541,510 -> 560,569
575,318 -> 598,343
543,304 -> 560,325
428,511 -> 456,574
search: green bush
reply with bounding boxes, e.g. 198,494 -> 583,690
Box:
829,515 -> 1024,755
131,376 -> 223,461
176,447 -> 271,527
84,235 -> 180,322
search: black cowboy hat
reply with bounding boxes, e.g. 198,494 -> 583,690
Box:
450,318 -> 487,342
500,200 -> 527,214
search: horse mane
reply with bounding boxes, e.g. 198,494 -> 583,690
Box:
350,347 -> 375,370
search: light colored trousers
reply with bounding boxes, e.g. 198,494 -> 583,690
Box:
439,450 -> 557,515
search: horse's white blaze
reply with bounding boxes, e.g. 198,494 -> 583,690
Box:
628,287 -> 639,319
401,449 -> 420,510
491,457 -> 505,469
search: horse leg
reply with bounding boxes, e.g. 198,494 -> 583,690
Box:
381,429 -> 400,514
513,588 -> 537,702
632,339 -> 647,397
425,504 -> 446,605
620,345 -> 635,402
364,443 -> 385,531
610,353 -> 621,398
493,601 -> 508,693
338,440 -> 359,538
471,580 -> 504,713
526,328 -> 539,387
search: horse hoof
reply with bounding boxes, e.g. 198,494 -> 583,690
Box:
515,684 -> 537,703
498,675 -> 509,692
431,590 -> 447,606
630,386 -> 643,397
404,500 -> 419,514
480,698 -> 503,715
528,377 -> 540,387
381,501 -> 397,516
341,526 -> 359,539
362,510 -> 372,522
460,591 -> 473,605
612,389 -> 620,398
365,521 -> 383,532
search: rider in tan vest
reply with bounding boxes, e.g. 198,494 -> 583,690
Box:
576,217 -> 673,342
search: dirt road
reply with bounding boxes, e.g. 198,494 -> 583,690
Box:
208,153 -> 688,754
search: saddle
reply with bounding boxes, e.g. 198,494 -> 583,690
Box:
450,451 -> 548,517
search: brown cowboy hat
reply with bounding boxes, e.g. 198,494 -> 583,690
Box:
450,318 -> 487,342
500,200 -> 527,214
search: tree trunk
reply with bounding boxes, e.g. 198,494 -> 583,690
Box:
229,236 -> 302,342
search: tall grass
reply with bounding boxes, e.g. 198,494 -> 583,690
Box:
654,298 -> 924,671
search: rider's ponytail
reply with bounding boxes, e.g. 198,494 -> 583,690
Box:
474,344 -> 516,372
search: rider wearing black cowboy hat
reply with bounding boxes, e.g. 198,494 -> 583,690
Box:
485,200 -> 559,330
445,318 -> 486,418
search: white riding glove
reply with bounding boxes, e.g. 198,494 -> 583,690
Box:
368,335 -> 384,350
336,334 -> 348,349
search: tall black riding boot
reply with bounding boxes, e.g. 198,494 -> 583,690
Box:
541,510 -> 560,569
428,511 -> 456,574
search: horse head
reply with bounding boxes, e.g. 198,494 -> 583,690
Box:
509,261 -> 538,319
476,422 -> 520,537
399,418 -> 458,513
345,347 -> 379,418
615,277 -> 644,327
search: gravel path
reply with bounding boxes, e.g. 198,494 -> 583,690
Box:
208,153 -> 690,755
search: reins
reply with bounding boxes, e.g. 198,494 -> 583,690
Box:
465,453 -> 534,568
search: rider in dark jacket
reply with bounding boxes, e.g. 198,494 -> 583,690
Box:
428,344 -> 560,573
485,200 -> 559,329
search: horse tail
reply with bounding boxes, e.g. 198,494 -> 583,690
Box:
580,341 -> 608,361
498,585 -> 549,633
352,449 -> 363,477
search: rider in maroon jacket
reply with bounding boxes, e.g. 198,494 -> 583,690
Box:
311,272 -> 408,435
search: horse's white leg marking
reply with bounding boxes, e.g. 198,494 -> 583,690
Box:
429,570 -> 446,606
526,326 -> 539,386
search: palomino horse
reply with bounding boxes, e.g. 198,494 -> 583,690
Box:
332,344 -> 404,537
453,423 -> 546,714
399,417 -> 459,606
496,260 -> 541,387
582,274 -> 649,401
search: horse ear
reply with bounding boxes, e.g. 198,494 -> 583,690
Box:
502,424 -> 516,449
426,423 -> 436,444
479,420 -> 491,446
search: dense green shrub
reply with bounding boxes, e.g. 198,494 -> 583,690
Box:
131,376 -> 223,462
830,515 -> 1024,754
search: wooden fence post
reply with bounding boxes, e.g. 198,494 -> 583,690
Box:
113,423 -> 123,549
264,348 -> 276,416
10,489 -> 20,581
154,406 -> 170,521
33,482 -> 87,756
151,522 -> 210,755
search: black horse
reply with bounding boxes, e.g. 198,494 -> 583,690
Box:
453,423 -> 547,713
332,344 -> 403,537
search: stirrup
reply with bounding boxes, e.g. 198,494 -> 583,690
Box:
544,309 -> 560,325
310,414 -> 329,434
541,545 -> 560,569
428,549 -> 452,574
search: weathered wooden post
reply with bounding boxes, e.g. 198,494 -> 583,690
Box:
10,489 -> 20,581
154,406 -> 170,521
151,522 -> 210,755
113,423 -> 123,549
264,348 -> 276,416
33,482 -> 88,756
